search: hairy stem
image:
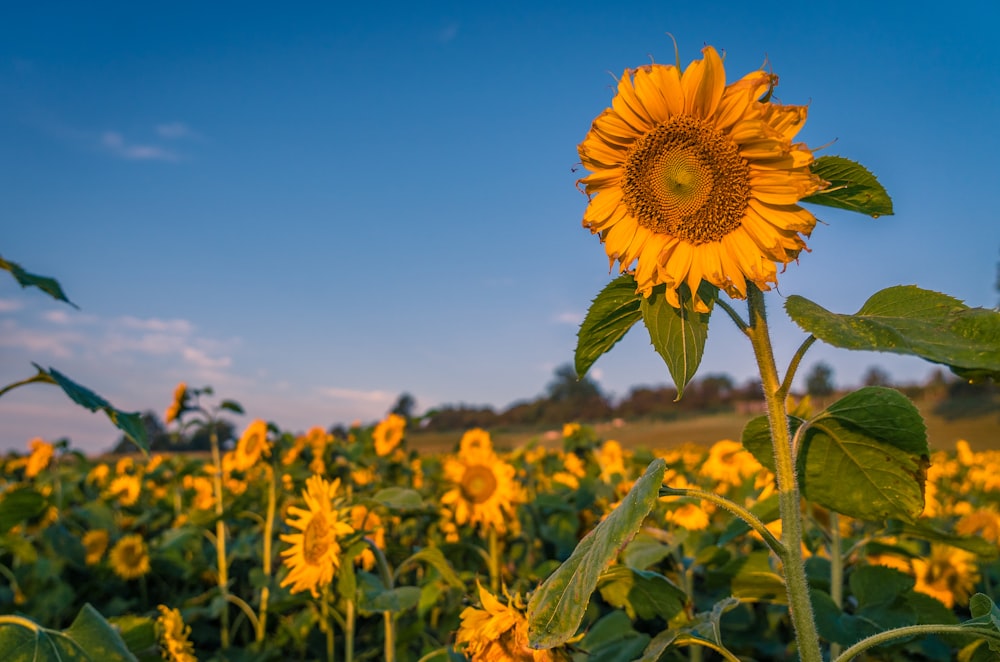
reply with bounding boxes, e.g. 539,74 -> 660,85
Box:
745,285 -> 822,662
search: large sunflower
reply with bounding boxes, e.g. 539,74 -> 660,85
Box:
280,475 -> 355,598
455,583 -> 570,661
440,434 -> 523,536
579,46 -> 824,311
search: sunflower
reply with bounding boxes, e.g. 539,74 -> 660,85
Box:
231,419 -> 270,471
699,439 -> 763,490
440,436 -> 523,536
82,529 -> 109,565
912,544 -> 980,608
350,504 -> 386,571
24,438 -> 55,478
106,474 -> 142,507
109,534 -> 151,580
373,413 -> 406,456
455,583 -> 570,661
164,382 -> 188,424
578,45 -> 825,311
156,605 -> 197,662
280,475 -> 355,598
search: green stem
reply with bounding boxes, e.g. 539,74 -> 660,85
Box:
208,422 -> 230,649
488,527 -> 500,593
829,512 -> 843,660
257,464 -> 277,642
367,538 -> 396,662
0,614 -> 40,630
833,625 -> 1000,662
320,587 -> 336,662
345,598 -> 355,662
780,335 -> 817,396
660,486 -> 786,556
673,636 -> 742,662
745,285 -> 822,662
715,298 -> 749,333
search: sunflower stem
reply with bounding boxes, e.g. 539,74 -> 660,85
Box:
208,420 -> 230,649
745,285 -> 822,662
829,511 -> 843,660
320,586 -> 336,662
345,598 -> 355,662
367,538 -> 396,662
256,463 -> 277,643
781,334 -> 817,397
488,527 -> 500,594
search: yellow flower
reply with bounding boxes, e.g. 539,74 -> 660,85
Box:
665,502 -> 711,531
350,504 -> 385,571
183,475 -> 215,510
156,605 -> 197,662
441,441 -> 523,536
24,438 -> 55,478
232,419 -> 270,471
562,423 -> 581,438
700,439 -> 763,490
116,456 -> 134,475
109,534 -> 151,580
912,544 -> 980,608
455,584 -> 570,661
956,508 -> 1000,544
165,382 -> 188,424
373,413 -> 406,456
955,439 -> 975,467
460,428 -> 494,455
280,475 -> 355,598
106,475 -> 142,507
86,463 -> 110,485
578,45 -> 824,311
82,529 -> 109,565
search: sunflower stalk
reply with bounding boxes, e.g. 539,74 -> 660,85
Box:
367,537 -> 396,662
206,418 -> 230,649
744,285 -> 823,662
256,462 -> 277,643
829,511 -> 844,660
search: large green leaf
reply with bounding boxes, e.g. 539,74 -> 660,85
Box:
576,275 -> 643,379
640,283 -> 716,398
31,365 -> 149,453
596,565 -> 686,621
743,388 -> 928,522
786,286 -> 1000,380
0,604 -> 137,661
0,256 -> 77,308
799,388 -> 928,522
0,487 -> 46,533
800,155 -> 893,217
527,459 -> 666,649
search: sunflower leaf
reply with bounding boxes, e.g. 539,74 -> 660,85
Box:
641,283 -> 715,398
30,364 -> 149,454
801,155 -> 893,218
0,604 -> 137,662
0,255 -> 78,308
527,458 -> 666,649
786,286 -> 1000,381
798,388 -> 929,522
596,565 -> 686,621
576,275 -> 643,379
0,487 -> 47,533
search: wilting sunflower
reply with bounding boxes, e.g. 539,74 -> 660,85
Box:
373,413 -> 406,456
164,382 -> 188,424
109,534 -> 151,580
578,45 -> 825,311
455,583 -> 570,661
231,419 -> 270,471
82,529 -> 110,565
156,605 -> 197,662
280,475 -> 355,598
440,434 -> 523,536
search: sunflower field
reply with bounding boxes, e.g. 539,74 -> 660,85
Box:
5,39 -> 1000,661
2,399 -> 999,661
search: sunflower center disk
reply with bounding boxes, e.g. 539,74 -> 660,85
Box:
303,516 -> 331,564
461,464 -> 498,504
622,115 -> 751,244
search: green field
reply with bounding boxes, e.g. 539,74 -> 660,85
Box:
409,396 -> 999,454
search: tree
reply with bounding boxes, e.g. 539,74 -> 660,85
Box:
861,365 -> 892,387
390,392 -> 417,420
805,362 -> 836,398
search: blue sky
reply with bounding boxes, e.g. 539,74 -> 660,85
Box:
2,1 -> 998,453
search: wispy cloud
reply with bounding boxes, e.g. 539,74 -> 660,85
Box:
553,311 -> 583,325
0,298 -> 23,313
119,316 -> 193,334
155,121 -> 196,140
318,387 -> 395,405
101,131 -> 179,162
